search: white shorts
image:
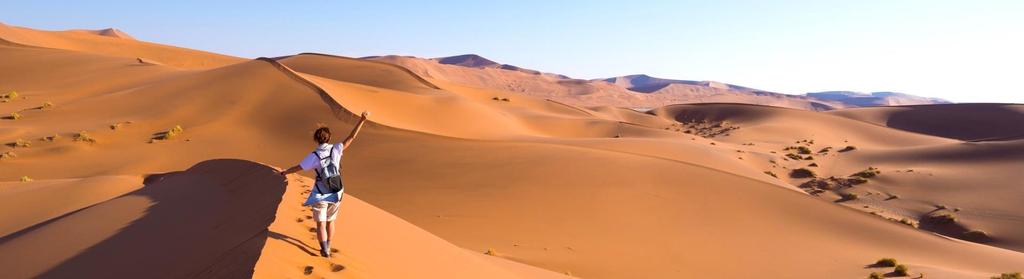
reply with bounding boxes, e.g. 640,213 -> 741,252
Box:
311,201 -> 340,222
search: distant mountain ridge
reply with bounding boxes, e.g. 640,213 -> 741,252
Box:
367,53 -> 950,110
807,91 -> 951,107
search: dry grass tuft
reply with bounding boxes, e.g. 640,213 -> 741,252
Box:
851,167 -> 881,178
73,131 -> 97,143
790,168 -> 817,178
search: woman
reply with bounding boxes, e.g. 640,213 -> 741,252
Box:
279,111 -> 369,257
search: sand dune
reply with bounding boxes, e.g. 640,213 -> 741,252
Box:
0,160 -> 285,278
0,22 -> 242,69
829,103 -> 1024,141
2,22 -> 1023,279
69,28 -> 137,40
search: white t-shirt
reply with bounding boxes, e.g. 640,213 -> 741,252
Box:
300,143 -> 343,172
299,143 -> 343,205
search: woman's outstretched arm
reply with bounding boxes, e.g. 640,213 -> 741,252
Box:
342,111 -> 370,150
279,165 -> 302,176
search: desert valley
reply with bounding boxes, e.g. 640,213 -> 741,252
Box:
1,22 -> 1023,279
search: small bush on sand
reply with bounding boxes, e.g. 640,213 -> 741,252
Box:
851,167 -> 881,178
785,153 -> 803,160
41,101 -> 54,110
0,151 -> 15,160
894,264 -> 909,276
875,258 -> 898,267
12,139 -> 31,148
964,230 -> 990,241
41,134 -> 59,142
803,155 -> 814,160
927,212 -> 957,224
839,192 -> 859,201
899,218 -> 916,227
484,248 -> 497,256
21,176 -> 33,182
868,272 -> 884,279
500,97 -> 510,102
492,97 -> 500,101
785,146 -> 812,154
847,176 -> 868,185
157,125 -> 184,140
992,272 -> 1023,279
818,147 -> 832,153
73,131 -> 97,143
3,91 -> 18,100
8,112 -> 21,120
839,145 -> 857,152
790,168 -> 817,178
764,171 -> 778,178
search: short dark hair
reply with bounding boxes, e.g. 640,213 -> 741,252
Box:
313,127 -> 331,144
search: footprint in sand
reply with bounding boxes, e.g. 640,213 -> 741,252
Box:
303,266 -> 313,275
331,264 -> 345,272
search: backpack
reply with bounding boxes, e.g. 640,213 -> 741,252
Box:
313,144 -> 343,194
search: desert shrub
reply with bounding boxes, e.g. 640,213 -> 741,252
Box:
839,192 -> 859,201
41,134 -> 59,142
790,168 -> 817,178
847,176 -> 868,185
21,176 -> 33,182
764,171 -> 777,178
41,101 -> 54,109
887,194 -> 900,200
803,155 -> 814,160
785,153 -> 803,160
964,230 -> 990,240
12,139 -> 31,148
0,151 -> 15,160
818,147 -> 832,153
785,146 -> 812,154
899,218 -> 916,227
868,272 -> 884,279
875,258 -> 898,267
851,167 -> 881,178
500,97 -> 510,102
73,131 -> 97,143
894,264 -> 909,276
927,212 -> 957,224
8,112 -> 21,120
157,125 -> 184,140
992,272 -> 1023,279
808,162 -> 819,167
3,91 -> 18,99
484,248 -> 497,256
492,97 -> 500,101
839,145 -> 857,152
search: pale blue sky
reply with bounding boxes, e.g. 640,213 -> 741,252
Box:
3,1 -> 1022,103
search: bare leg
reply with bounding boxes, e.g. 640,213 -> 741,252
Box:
326,220 -> 335,243
316,221 -> 327,243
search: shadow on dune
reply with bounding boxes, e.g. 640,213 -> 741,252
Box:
886,104 -> 1024,141
2,159 -> 286,279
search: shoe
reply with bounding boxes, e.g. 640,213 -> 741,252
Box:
320,249 -> 329,257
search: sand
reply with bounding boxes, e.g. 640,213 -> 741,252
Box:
1,23 -> 1022,278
